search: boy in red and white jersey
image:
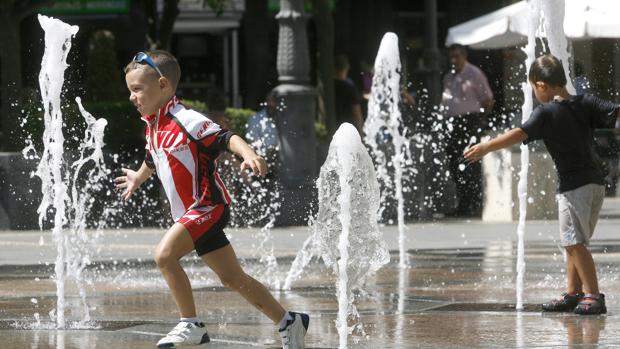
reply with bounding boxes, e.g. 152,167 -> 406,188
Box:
116,50 -> 308,348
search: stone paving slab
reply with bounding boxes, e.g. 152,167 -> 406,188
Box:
0,197 -> 619,348
1,240 -> 619,348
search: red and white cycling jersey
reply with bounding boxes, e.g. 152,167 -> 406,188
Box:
142,96 -> 232,226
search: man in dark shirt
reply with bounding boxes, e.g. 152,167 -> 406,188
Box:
464,54 -> 620,316
334,55 -> 363,132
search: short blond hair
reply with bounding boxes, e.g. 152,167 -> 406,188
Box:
124,50 -> 181,89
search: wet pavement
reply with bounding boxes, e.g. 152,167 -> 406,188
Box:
1,197 -> 620,348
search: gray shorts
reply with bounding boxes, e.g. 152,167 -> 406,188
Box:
557,183 -> 605,247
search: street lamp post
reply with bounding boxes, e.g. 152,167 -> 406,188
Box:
274,0 -> 318,225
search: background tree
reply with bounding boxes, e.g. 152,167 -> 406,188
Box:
241,0 -> 277,109
0,0 -> 53,151
310,0 -> 335,137
86,31 -> 124,102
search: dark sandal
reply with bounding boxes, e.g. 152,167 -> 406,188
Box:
542,292 -> 583,312
574,293 -> 607,315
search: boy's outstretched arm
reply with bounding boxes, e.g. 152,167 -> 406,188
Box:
114,161 -> 154,201
228,134 -> 268,177
463,128 -> 528,162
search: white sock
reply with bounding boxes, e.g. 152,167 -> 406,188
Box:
180,317 -> 200,324
278,311 -> 293,329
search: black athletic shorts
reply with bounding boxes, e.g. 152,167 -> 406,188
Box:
193,206 -> 231,256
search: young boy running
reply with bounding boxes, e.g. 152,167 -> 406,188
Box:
464,54 -> 620,315
115,50 -> 309,348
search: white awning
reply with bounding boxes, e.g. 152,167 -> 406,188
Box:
446,0 -> 620,49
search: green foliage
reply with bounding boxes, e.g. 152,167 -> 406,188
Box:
82,101 -> 144,150
180,99 -> 208,114
206,0 -> 228,15
314,120 -> 328,144
15,87 -> 44,149
86,30 -> 124,102
225,107 -> 256,136
183,98 -> 327,142
17,94 -> 327,154
182,99 -> 255,136
18,95 -> 143,152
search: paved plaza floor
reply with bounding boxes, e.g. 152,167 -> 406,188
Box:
1,197 -> 620,348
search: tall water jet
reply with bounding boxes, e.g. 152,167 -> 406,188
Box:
35,15 -> 108,328
516,0 -> 573,311
515,0 -> 540,311
363,32 -> 411,268
284,123 -> 389,348
36,14 -> 79,329
540,0 -> 575,94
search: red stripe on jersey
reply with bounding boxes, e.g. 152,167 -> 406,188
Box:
166,152 -> 196,209
187,141 -> 201,204
200,132 -> 218,148
213,163 -> 231,204
197,152 -> 213,207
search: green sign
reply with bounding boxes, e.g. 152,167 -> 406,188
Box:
39,0 -> 131,15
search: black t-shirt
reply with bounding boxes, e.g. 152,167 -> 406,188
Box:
520,94 -> 619,193
334,79 -> 360,126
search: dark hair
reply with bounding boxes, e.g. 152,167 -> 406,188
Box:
334,54 -> 350,72
124,50 -> 181,88
528,54 -> 567,87
448,43 -> 467,57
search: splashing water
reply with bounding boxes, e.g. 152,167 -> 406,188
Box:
363,32 -> 411,268
286,123 -> 389,348
225,108 -> 281,288
34,15 -> 108,328
68,97 -> 109,322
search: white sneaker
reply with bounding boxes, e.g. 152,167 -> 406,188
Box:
156,321 -> 210,348
279,312 -> 309,349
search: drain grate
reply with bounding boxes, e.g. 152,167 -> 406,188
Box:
0,320 -> 152,330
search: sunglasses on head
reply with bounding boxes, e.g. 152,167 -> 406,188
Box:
133,52 -> 163,77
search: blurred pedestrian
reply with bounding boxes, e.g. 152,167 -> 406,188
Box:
246,91 -> 280,166
334,54 -> 364,133
244,91 -> 281,226
441,43 -> 495,217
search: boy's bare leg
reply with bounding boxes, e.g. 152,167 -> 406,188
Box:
154,223 -> 197,318
566,250 -> 583,294
201,244 -> 286,323
566,244 -> 599,295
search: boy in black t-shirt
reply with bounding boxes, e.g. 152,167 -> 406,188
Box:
464,54 -> 620,315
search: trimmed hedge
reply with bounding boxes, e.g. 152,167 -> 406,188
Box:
18,96 -> 143,152
181,99 -> 256,136
18,95 -> 325,154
